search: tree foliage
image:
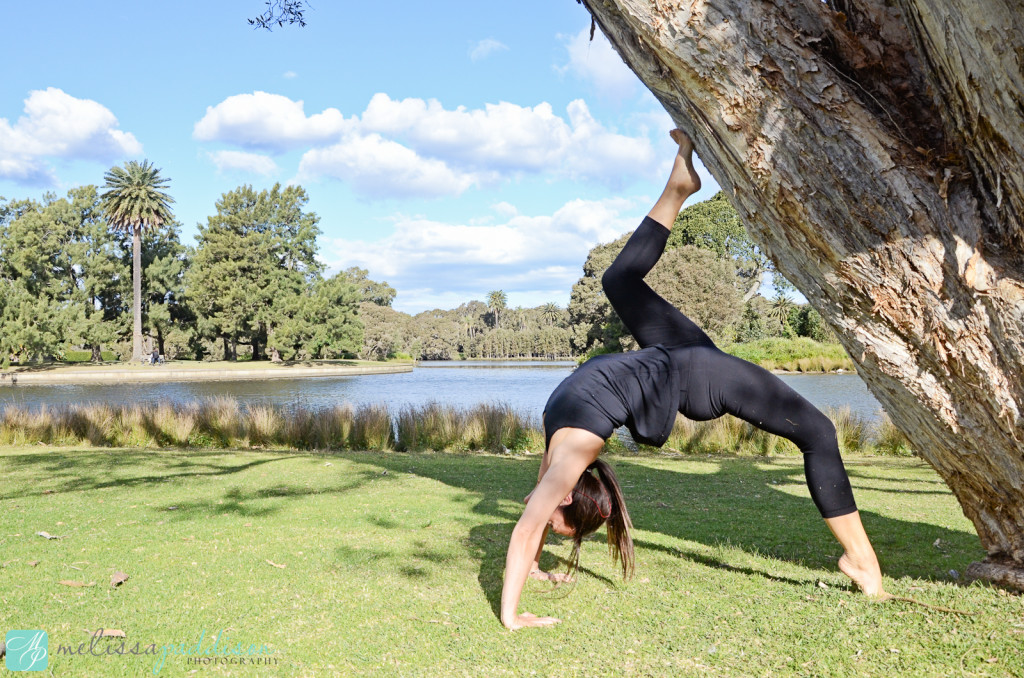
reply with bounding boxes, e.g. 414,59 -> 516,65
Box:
668,191 -> 773,301
568,222 -> 746,353
1,184 -> 819,368
248,0 -> 307,30
186,183 -> 354,361
339,266 -> 396,307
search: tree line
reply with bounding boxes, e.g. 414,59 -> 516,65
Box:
0,162 -> 577,364
0,162 -> 835,367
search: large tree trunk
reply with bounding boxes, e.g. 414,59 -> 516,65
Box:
132,228 -> 144,362
579,0 -> 1024,588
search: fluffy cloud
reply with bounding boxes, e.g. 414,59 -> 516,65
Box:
0,88 -> 142,185
208,150 -> 278,176
470,38 -> 508,61
200,91 -> 656,197
560,27 -> 639,100
297,133 -> 480,198
357,93 -> 655,185
193,91 -> 349,151
320,197 -> 639,313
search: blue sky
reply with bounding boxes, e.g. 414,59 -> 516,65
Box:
1,1 -> 721,313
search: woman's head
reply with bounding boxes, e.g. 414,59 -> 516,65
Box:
558,459 -> 634,580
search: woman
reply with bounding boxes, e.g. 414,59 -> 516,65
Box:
500,130 -> 885,630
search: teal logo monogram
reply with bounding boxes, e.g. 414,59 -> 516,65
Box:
5,630 -> 49,671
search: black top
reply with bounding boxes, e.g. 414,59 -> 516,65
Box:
543,344 -> 682,447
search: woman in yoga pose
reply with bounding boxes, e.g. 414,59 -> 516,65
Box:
501,130 -> 885,630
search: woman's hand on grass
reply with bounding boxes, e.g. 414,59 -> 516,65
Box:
529,569 -> 573,583
504,612 -> 561,630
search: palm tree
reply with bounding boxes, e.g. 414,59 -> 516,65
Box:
769,292 -> 795,336
101,160 -> 174,362
486,290 -> 507,329
540,302 -> 561,326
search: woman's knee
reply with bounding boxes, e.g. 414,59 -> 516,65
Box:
601,265 -> 632,304
788,404 -> 837,452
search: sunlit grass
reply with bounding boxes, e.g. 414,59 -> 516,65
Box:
724,338 -> 854,372
0,448 -> 1018,677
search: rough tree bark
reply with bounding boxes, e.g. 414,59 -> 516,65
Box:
578,0 -> 1024,588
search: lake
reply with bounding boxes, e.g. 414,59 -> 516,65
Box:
0,360 -> 885,424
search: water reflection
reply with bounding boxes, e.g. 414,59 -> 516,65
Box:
0,362 -> 883,422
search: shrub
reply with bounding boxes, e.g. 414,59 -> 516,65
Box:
350,403 -> 393,451
63,350 -> 119,363
873,412 -> 915,457
396,402 -> 465,452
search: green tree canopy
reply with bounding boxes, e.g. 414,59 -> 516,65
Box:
64,186 -> 130,361
141,222 -> 193,359
187,183 -> 352,361
568,211 -> 746,353
0,192 -> 106,363
668,191 -> 775,302
339,266 -> 396,307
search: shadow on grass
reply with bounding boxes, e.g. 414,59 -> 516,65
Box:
1,448 -> 985,621
0,449 -> 294,500
363,453 -> 983,621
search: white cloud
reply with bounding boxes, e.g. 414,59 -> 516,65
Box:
320,197 -> 639,313
201,91 -> 657,197
492,201 -> 518,218
297,133 -> 479,198
283,71 -> 298,79
560,27 -> 639,100
193,91 -> 349,151
359,93 -> 655,185
361,94 -> 569,172
470,38 -> 508,61
208,150 -> 278,176
0,88 -> 141,185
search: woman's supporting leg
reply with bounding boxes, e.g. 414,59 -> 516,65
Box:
602,131 -> 712,349
684,348 -> 886,596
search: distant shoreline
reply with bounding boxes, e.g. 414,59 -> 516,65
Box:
0,360 -> 412,385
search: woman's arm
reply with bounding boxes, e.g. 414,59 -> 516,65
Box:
527,449 -> 555,579
501,432 -> 600,629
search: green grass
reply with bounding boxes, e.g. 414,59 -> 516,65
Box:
724,338 -> 855,372
1,447 -> 1020,676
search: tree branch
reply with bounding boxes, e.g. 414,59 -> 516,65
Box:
248,0 -> 309,30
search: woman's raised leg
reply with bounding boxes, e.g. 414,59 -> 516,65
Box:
601,130 -> 712,349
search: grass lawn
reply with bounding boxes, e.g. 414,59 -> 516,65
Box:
1,447 -> 1021,677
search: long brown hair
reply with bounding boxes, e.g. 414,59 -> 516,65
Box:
560,459 -> 634,579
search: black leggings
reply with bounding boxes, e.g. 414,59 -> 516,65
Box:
602,217 -> 857,518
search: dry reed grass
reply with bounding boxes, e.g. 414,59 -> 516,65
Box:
0,399 -> 912,457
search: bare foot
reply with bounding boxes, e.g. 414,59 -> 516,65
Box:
666,129 -> 701,197
838,551 -> 890,600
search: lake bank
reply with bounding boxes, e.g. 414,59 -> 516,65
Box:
0,360 -> 413,385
